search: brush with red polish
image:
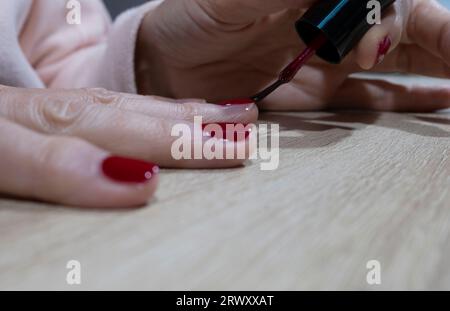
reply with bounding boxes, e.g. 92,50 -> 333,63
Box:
218,0 -> 396,105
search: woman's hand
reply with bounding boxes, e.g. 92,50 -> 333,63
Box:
137,0 -> 450,111
0,86 -> 257,208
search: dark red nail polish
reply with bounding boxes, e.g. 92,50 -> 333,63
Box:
217,98 -> 255,106
376,36 -> 392,65
102,156 -> 159,183
202,123 -> 251,142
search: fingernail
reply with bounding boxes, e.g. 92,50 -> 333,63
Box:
217,98 -> 255,106
202,123 -> 252,142
375,36 -> 392,65
102,156 -> 159,183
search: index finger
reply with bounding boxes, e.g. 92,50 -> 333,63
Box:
405,0 -> 450,65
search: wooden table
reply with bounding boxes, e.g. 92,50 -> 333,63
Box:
0,78 -> 449,291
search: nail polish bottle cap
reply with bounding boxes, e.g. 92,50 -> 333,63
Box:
296,0 -> 395,64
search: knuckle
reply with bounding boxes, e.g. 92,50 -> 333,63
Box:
175,103 -> 197,118
174,102 -> 212,120
407,0 -> 421,40
35,93 -> 89,133
85,88 -> 121,106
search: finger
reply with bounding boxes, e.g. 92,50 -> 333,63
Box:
330,78 -> 450,112
354,3 -> 403,69
405,0 -> 450,65
194,0 -> 315,24
372,44 -> 450,78
0,117 -> 158,208
0,87 -> 253,168
97,90 -> 259,124
4,87 -> 258,124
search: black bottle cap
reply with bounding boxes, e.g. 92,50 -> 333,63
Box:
296,0 -> 395,64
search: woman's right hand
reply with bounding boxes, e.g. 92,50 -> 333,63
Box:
0,86 -> 258,208
138,0 -> 450,111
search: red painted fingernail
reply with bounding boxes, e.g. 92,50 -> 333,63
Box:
376,36 -> 392,65
102,156 -> 159,183
202,123 -> 251,141
217,98 -> 255,106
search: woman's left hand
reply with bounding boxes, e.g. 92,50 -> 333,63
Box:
136,0 -> 450,111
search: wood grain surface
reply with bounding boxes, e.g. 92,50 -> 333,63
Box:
0,78 -> 449,291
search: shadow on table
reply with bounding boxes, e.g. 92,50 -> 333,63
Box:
415,115 -> 450,125
260,111 -> 450,149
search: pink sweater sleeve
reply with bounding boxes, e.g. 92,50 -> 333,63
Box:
19,0 -> 160,94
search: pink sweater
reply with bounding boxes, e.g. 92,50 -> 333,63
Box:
1,0 -> 160,93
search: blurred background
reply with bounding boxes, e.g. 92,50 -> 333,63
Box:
105,0 -> 450,18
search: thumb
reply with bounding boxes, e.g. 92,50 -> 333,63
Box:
198,0 -> 315,24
